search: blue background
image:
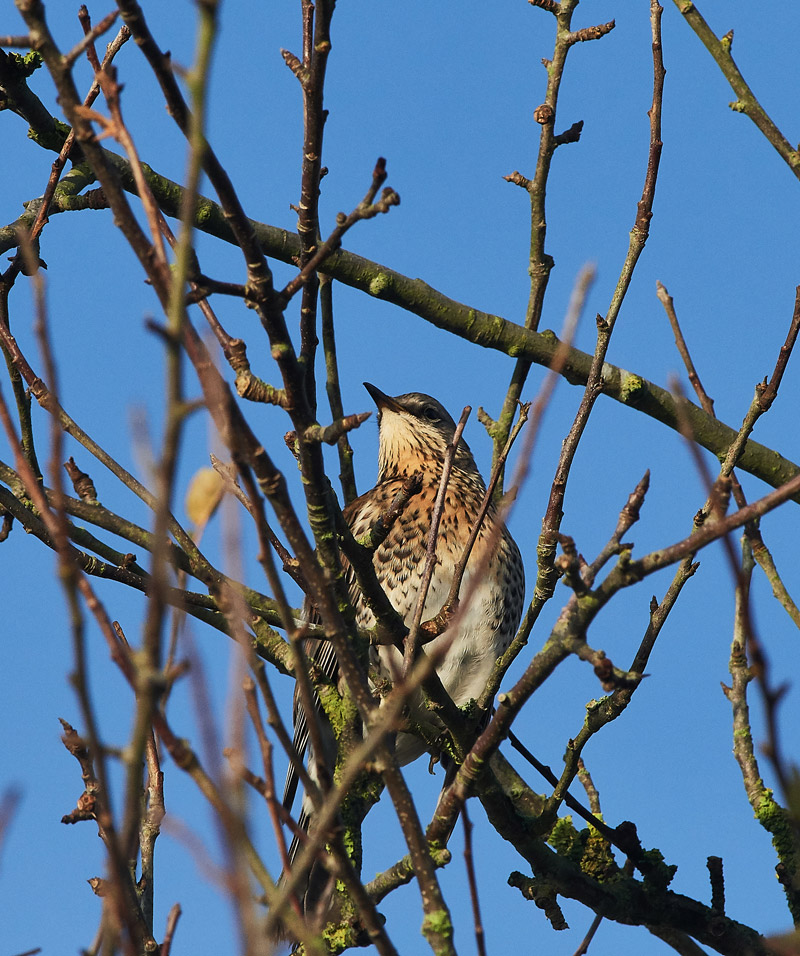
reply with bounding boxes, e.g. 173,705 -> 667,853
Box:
2,2 -> 800,954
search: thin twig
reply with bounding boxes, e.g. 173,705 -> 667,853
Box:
0,34 -> 31,47
536,0 -> 664,605
241,678 -> 295,888
490,1 -> 615,482
16,18 -> 130,261
480,263 -> 595,711
6,86 -> 800,499
673,0 -> 800,178
159,904 -> 182,956
402,406 -> 470,676
442,403 -> 530,612
63,9 -> 119,67
658,281 -> 800,630
656,280 -> 715,415
570,914 -> 604,956
280,157 -> 400,305
319,275 -> 358,503
461,803 -> 487,956
663,288 -> 800,821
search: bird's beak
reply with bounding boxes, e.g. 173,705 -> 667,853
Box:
363,382 -> 404,413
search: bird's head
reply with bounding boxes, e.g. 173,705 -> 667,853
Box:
364,382 -> 480,481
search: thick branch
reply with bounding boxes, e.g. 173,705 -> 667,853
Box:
1,99 -> 800,498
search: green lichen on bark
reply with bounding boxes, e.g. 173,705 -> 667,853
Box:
619,372 -> 645,405
754,790 -> 800,922
7,50 -> 43,77
641,847 -> 678,893
549,816 -> 584,863
580,826 -> 617,882
321,920 -> 360,955
317,682 -> 356,740
421,907 -> 454,952
548,817 -> 617,882
27,114 -> 69,152
368,272 -> 391,297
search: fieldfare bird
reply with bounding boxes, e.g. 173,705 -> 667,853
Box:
281,382 -> 525,923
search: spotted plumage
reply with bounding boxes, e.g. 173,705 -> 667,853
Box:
281,383 -> 525,922
344,385 -> 524,761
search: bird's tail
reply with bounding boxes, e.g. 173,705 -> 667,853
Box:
286,783 -> 338,922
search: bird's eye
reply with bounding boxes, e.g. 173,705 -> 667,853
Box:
422,405 -> 440,422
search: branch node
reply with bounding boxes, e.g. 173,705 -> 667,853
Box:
64,456 -> 98,502
507,873 -> 568,930
280,48 -> 305,81
503,170 -> 532,190
303,412 -> 372,445
721,29 -> 734,53
528,0 -> 560,13
566,20 -> 616,46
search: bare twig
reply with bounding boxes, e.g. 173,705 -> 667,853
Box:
63,9 -> 118,67
320,275 -> 359,504
663,286 -> 800,827
5,83 -> 800,498
159,904 -> 182,956
442,402 -> 530,612
461,803 -> 487,956
658,281 -> 800,630
673,0 -> 800,178
280,157 -> 400,306
402,406 -> 470,675
480,263 -> 595,710
242,678 -> 295,884
0,34 -> 31,47
490,0 -> 616,481
15,18 -> 130,262
536,0 -> 664,605
722,541 -> 800,919
657,280 -> 715,415
570,914 -> 604,956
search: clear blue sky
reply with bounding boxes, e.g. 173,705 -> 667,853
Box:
2,2 -> 800,954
